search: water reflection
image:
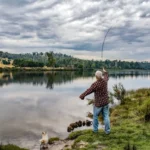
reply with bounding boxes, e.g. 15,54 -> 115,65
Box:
0,71 -> 150,89
0,71 -> 92,89
0,71 -> 150,149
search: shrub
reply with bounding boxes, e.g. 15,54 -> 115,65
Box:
111,83 -> 126,104
139,97 -> 150,122
48,137 -> 60,144
2,60 -> 10,65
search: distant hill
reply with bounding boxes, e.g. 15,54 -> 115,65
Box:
0,51 -> 150,69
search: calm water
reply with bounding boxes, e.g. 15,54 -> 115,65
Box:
0,71 -> 150,149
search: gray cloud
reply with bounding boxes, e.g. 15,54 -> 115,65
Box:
0,0 -> 30,7
0,0 -> 150,61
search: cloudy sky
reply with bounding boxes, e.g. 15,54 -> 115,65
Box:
0,0 -> 150,61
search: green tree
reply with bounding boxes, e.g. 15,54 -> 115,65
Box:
2,59 -> 10,65
0,51 -> 3,57
46,52 -> 55,67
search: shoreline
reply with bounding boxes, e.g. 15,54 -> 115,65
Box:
0,67 -> 150,72
0,67 -> 81,72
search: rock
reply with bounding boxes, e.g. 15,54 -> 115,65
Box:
76,141 -> 88,148
86,120 -> 92,126
82,121 -> 86,126
40,143 -> 49,150
67,126 -> 74,132
78,120 -> 82,127
48,140 -> 74,150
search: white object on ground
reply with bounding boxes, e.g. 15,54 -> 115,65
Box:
39,132 -> 49,144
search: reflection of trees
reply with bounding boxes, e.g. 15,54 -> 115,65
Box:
0,71 -> 92,89
0,72 -> 46,87
46,71 -> 92,89
46,72 -> 54,89
0,71 -> 149,89
109,70 -> 150,79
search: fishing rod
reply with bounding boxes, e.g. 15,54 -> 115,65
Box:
101,27 -> 112,60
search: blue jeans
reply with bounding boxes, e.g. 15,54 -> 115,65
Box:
93,104 -> 110,134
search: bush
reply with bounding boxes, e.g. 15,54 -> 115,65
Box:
139,97 -> 150,122
2,60 -> 10,65
48,137 -> 60,144
111,83 -> 126,104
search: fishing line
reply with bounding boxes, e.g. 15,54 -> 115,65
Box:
101,27 -> 112,60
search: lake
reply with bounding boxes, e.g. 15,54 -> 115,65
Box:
0,70 -> 150,149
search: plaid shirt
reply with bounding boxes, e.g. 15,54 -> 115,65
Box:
80,71 -> 109,107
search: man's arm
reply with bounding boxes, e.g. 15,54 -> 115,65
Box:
103,67 -> 109,82
79,83 -> 96,100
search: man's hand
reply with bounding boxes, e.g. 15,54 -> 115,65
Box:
79,95 -> 84,100
103,67 -> 106,72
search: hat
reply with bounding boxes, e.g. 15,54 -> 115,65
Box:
95,70 -> 102,79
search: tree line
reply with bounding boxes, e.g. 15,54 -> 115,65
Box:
13,59 -> 44,67
0,51 -> 150,69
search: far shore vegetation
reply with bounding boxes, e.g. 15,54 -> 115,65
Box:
1,51 -> 150,71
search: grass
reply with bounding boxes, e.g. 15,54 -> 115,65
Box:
0,144 -> 28,150
48,137 -> 60,144
66,88 -> 150,150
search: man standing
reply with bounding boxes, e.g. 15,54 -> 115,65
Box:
79,68 -> 110,134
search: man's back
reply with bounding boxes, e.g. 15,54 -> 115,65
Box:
80,71 -> 109,107
92,77 -> 108,107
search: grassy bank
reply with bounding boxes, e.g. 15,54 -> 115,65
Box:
0,144 -> 28,150
65,88 -> 150,150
